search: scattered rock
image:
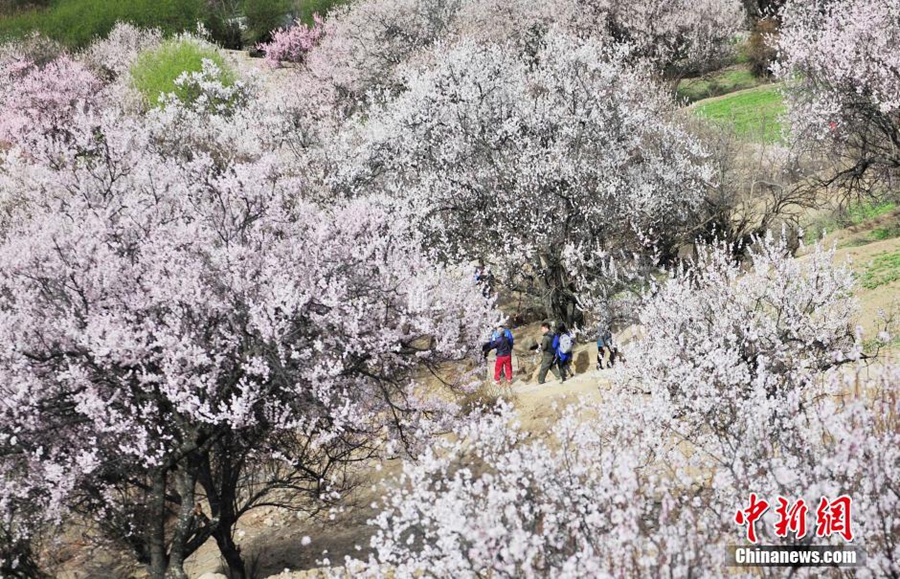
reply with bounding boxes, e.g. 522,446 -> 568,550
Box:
516,354 -> 536,377
518,336 -> 537,352
574,349 -> 591,374
409,334 -> 435,350
197,573 -> 228,579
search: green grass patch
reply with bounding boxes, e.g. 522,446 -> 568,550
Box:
677,65 -> 765,103
0,0 -> 346,50
870,224 -> 900,241
131,39 -> 235,108
732,44 -> 751,65
0,0 -> 205,48
859,250 -> 900,290
807,200 -> 899,244
693,84 -> 785,143
846,201 -> 897,224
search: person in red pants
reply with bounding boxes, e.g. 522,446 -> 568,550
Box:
483,324 -> 514,386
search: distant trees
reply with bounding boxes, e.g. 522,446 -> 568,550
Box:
775,0 -> 900,197
302,0 -> 745,112
591,0 -> 747,76
334,32 -> 712,325
303,0 -> 460,111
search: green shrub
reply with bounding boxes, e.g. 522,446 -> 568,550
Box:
131,39 -> 235,108
242,0 -> 291,45
0,0 -> 52,17
871,224 -> 900,242
806,200 -> 899,245
0,0 -> 205,48
204,0 -> 244,50
846,201 -> 897,225
293,0 -> 346,25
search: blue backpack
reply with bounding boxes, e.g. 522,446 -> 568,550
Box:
491,328 -> 514,346
554,333 -> 573,360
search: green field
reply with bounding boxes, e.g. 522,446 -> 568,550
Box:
677,65 -> 767,103
0,0 -> 345,49
0,0 -> 205,48
692,84 -> 786,143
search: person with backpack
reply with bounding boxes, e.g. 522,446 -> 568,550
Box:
483,323 -> 514,386
553,322 -> 574,382
535,321 -> 561,384
474,263 -> 495,299
596,322 -> 617,370
491,324 -> 514,346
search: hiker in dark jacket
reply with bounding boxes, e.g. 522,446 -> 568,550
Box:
596,322 -> 617,370
536,322 -> 561,384
474,263 -> 495,299
553,322 -> 574,382
484,324 -> 514,386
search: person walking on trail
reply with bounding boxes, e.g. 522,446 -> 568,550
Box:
536,321 -> 561,384
535,322 -> 559,384
553,322 -> 574,382
596,322 -> 617,370
474,263 -> 495,299
483,324 -> 514,386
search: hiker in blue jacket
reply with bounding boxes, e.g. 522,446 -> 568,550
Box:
552,322 -> 574,382
483,324 -> 514,385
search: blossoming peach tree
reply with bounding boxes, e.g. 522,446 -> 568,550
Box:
0,38 -> 495,579
302,0 -> 744,109
775,0 -> 900,196
333,32 -> 713,326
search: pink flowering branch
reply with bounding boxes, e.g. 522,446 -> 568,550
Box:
259,14 -> 325,67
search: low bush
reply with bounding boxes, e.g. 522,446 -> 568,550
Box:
805,199 -> 898,244
130,39 -> 235,108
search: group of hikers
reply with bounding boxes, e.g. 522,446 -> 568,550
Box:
474,262 -> 620,387
481,320 -> 620,387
